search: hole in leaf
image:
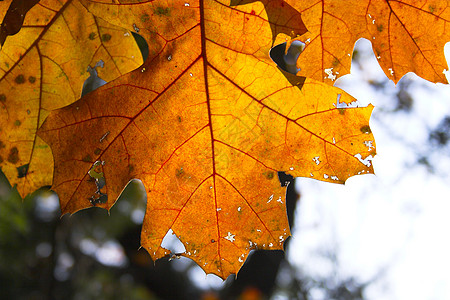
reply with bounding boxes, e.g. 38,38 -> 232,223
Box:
81,60 -> 107,97
88,161 -> 107,206
161,229 -> 186,254
269,40 -> 305,74
17,163 -> 29,178
269,41 -> 306,89
278,171 -> 294,187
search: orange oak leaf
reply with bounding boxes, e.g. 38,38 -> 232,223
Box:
37,0 -> 375,278
0,0 -> 143,197
286,0 -> 450,84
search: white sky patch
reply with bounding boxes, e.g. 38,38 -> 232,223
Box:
188,267 -> 223,289
224,232 -> 235,243
364,140 -> 375,151
354,153 -> 373,167
334,93 -> 360,108
161,229 -> 186,253
313,156 -> 321,165
324,68 -> 337,81
95,240 -> 127,267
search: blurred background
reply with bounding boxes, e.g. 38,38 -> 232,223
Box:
2,35 -> 450,299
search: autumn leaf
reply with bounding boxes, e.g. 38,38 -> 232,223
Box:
286,0 -> 450,84
0,0 -> 143,197
37,0 -> 375,278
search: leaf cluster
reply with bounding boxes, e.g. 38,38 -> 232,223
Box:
1,0 -> 448,277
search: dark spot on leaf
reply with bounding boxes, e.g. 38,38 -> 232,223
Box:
28,76 -> 36,83
0,141 -> 5,149
15,74 -> 25,84
251,10 -> 256,15
14,120 -> 21,126
141,13 -> 150,23
211,239 -> 215,243
154,6 -> 170,16
360,125 -> 372,134
332,57 -> 340,67
263,171 -> 274,180
7,147 -> 19,164
101,33 -> 112,42
377,24 -> 384,32
17,163 -> 29,178
175,167 -> 184,177
129,164 -> 135,173
89,32 -> 96,40
94,148 -> 102,155
0,94 -> 6,102
82,154 -> 92,162
338,108 -> 345,115
177,116 -> 182,123
0,155 -> 3,163
429,5 -> 436,13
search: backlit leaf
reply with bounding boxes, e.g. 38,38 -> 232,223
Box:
38,0 -> 375,278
